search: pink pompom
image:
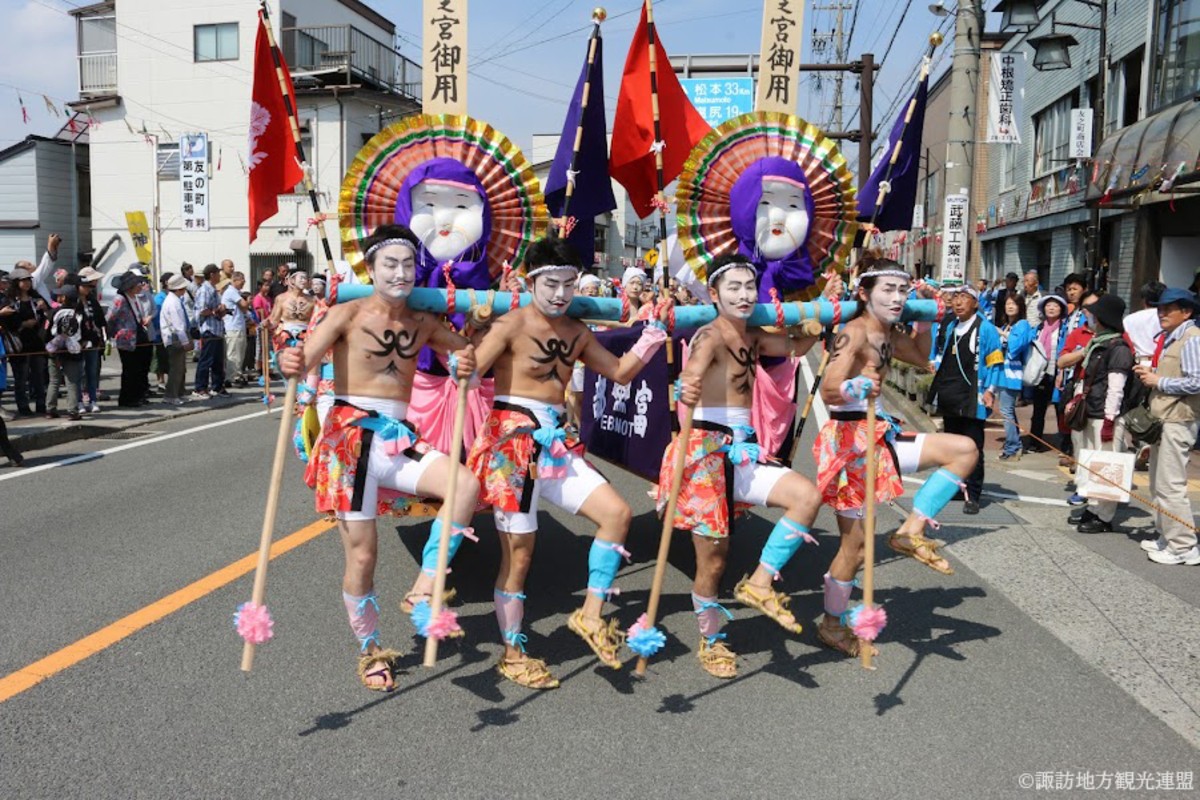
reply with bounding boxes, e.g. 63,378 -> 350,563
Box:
851,604 -> 887,642
234,601 -> 274,644
425,609 -> 462,641
628,612 -> 651,637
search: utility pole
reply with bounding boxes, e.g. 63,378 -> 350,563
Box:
1088,0 -> 1109,292
941,0 -> 982,284
814,2 -> 853,132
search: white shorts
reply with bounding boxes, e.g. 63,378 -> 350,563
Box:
834,431 -> 927,520
492,395 -> 608,534
694,406 -> 790,507
569,363 -> 585,393
335,395 -> 443,522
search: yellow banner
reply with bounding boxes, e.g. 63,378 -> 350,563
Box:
756,0 -> 804,114
125,211 -> 152,264
423,0 -> 468,115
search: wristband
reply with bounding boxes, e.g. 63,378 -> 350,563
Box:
839,376 -> 874,402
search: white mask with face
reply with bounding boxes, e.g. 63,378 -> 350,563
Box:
408,179 -> 485,262
368,243 -> 418,302
755,177 -> 811,260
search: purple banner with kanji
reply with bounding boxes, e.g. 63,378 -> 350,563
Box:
580,328 -> 690,482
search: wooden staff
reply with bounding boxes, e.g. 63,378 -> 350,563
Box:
862,402 -> 878,670
635,403 -> 694,677
241,4 -> 334,672
423,377 -> 471,667
643,0 -> 677,414
240,378 -> 297,672
556,8 -> 606,230
260,326 -> 270,403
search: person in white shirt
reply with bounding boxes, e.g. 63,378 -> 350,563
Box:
159,274 -> 192,404
222,272 -> 250,386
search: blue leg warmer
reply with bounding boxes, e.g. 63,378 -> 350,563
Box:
587,539 -> 630,599
759,517 -> 816,579
912,468 -> 965,523
421,519 -> 476,577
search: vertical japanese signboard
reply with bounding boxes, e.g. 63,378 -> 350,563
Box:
1070,108 -> 1093,160
986,52 -> 1023,144
755,0 -> 803,114
423,0 -> 467,115
179,133 -> 209,232
940,192 -> 969,284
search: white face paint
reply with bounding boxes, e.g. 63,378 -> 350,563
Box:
408,179 -> 485,261
531,270 -> 577,318
709,267 -> 757,320
368,243 -> 417,303
290,273 -> 309,293
865,277 -> 910,325
755,177 -> 810,260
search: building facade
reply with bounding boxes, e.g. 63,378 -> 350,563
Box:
68,0 -> 419,284
977,0 -> 1200,305
0,134 -> 92,269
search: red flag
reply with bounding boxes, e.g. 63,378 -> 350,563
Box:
248,12 -> 303,243
609,3 -> 710,219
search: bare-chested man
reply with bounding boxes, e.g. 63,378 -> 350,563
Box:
456,237 -> 669,689
268,270 -> 316,351
278,224 -> 480,692
813,258 -> 977,658
657,255 -> 824,679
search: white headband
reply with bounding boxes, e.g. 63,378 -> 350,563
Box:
526,264 -> 580,280
707,259 -> 756,287
364,237 -> 419,262
860,268 -> 911,281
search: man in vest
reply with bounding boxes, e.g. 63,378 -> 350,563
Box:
1134,288 -> 1200,566
929,284 -> 1004,514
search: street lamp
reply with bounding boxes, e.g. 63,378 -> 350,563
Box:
1029,32 -> 1079,70
992,0 -> 1044,32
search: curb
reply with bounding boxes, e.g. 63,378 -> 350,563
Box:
10,394 -> 264,453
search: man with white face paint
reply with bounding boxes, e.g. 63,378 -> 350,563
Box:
460,237 -> 670,690
277,224 -> 481,693
267,270 -> 316,352
656,254 -> 824,679
813,257 -> 982,659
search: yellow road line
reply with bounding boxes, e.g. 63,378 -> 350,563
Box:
0,518 -> 334,704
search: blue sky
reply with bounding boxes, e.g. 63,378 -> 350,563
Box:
0,0 -> 972,176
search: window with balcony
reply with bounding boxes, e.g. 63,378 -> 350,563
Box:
195,22 -> 239,62
1152,0 -> 1200,110
1033,92 -> 1078,177
78,15 -> 117,95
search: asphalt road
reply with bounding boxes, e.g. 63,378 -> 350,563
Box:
1,397 -> 1197,799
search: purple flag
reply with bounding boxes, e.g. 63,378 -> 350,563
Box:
858,77 -> 929,232
545,35 -> 616,265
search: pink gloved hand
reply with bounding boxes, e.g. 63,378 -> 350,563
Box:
629,324 -> 667,363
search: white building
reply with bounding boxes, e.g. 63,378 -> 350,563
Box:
68,0 -> 420,283
0,133 -> 91,269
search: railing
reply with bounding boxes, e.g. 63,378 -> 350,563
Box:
79,51 -> 117,95
282,24 -> 421,101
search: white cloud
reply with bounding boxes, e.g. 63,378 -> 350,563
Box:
0,0 -> 78,147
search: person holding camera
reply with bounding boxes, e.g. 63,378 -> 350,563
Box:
192,263 -> 228,399
1134,288 -> 1200,565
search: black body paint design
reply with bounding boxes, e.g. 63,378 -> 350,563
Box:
828,332 -> 851,363
529,334 -> 581,383
727,344 -> 758,395
363,328 -> 420,375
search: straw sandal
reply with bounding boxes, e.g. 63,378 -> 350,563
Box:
399,586 -> 457,614
734,576 -> 803,634
816,616 -> 879,659
357,648 -> 402,692
497,654 -> 560,690
887,532 -> 954,575
567,609 -> 625,669
697,637 -> 737,679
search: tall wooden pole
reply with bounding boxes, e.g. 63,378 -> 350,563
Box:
557,9 -> 606,230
